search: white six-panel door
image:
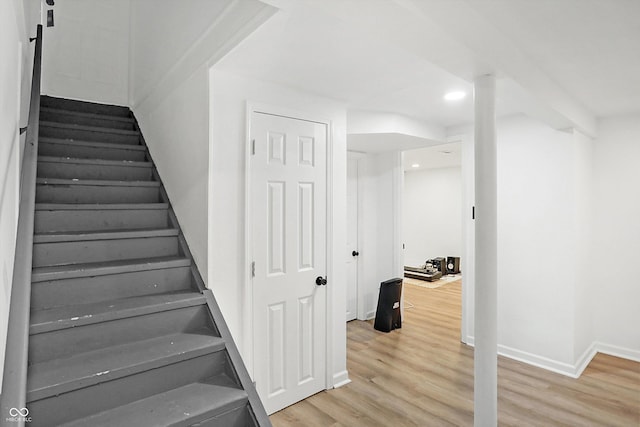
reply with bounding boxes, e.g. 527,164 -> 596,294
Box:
250,112 -> 327,414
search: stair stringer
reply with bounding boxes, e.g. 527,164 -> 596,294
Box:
133,117 -> 271,426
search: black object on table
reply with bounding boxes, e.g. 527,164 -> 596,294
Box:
374,277 -> 403,333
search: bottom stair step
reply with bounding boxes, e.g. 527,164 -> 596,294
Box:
59,376 -> 249,427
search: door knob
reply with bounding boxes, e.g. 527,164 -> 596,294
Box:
352,250 -> 359,257
315,276 -> 327,286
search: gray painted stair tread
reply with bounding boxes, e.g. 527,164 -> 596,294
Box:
30,292 -> 206,334
27,331 -> 225,401
38,156 -> 151,168
32,256 -> 191,282
60,376 -> 247,427
39,137 -> 146,151
41,96 -> 131,117
40,121 -> 140,136
34,227 -> 178,243
36,177 -> 160,187
36,202 -> 168,211
40,107 -> 134,123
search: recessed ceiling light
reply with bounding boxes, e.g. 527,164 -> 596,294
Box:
411,163 -> 420,168
444,91 -> 466,101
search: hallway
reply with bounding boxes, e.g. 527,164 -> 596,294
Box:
271,280 -> 640,426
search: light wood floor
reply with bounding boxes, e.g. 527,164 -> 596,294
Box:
270,280 -> 640,426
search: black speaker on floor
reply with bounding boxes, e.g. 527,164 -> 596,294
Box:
446,257 -> 460,274
374,278 -> 403,333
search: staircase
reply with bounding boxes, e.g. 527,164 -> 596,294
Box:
24,96 -> 270,426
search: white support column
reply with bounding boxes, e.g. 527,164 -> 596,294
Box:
474,74 -> 498,426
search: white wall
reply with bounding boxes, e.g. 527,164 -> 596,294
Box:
572,129 -> 594,364
135,65 -> 211,276
403,166 -> 462,267
130,0 -> 274,280
591,115 -> 640,360
456,114 -> 597,376
42,0 -> 130,106
496,115 -> 578,367
130,0 -> 232,107
209,69 -> 348,387
357,151 -> 404,320
0,0 -> 38,393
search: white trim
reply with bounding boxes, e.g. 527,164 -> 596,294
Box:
356,156 -> 366,321
244,102 -> 334,391
127,0 -> 135,108
497,344 -> 582,378
595,342 -> 640,363
332,370 -> 351,389
242,102 -> 254,379
459,132 -> 474,346
392,151 -> 404,278
325,119 -> 336,388
574,343 -> 598,378
464,337 -> 639,378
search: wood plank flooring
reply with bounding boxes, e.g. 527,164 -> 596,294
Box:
270,280 -> 640,426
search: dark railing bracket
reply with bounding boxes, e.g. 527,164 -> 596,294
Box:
19,127 -> 27,135
29,37 -> 36,42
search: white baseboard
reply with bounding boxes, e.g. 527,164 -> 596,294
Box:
594,342 -> 640,362
462,337 -> 640,378
497,344 -> 580,378
332,370 -> 351,388
574,342 -> 598,377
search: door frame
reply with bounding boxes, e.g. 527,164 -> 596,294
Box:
243,101 -> 334,391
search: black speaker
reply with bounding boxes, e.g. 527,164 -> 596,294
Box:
428,257 -> 447,275
446,257 -> 460,274
374,278 -> 403,332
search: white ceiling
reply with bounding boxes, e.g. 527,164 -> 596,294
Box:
217,0 -> 479,127
467,0 -> 640,118
218,0 -> 640,150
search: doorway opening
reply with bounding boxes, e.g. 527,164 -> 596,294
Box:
401,141 -> 465,338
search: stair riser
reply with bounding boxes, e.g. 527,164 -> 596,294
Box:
31,267 -> 193,310
33,236 -> 179,267
27,353 -> 233,427
191,405 -> 252,427
40,125 -> 139,145
40,110 -> 135,131
29,305 -> 215,363
35,208 -> 169,233
36,184 -> 161,204
41,96 -> 130,117
38,161 -> 153,181
39,141 -> 146,161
